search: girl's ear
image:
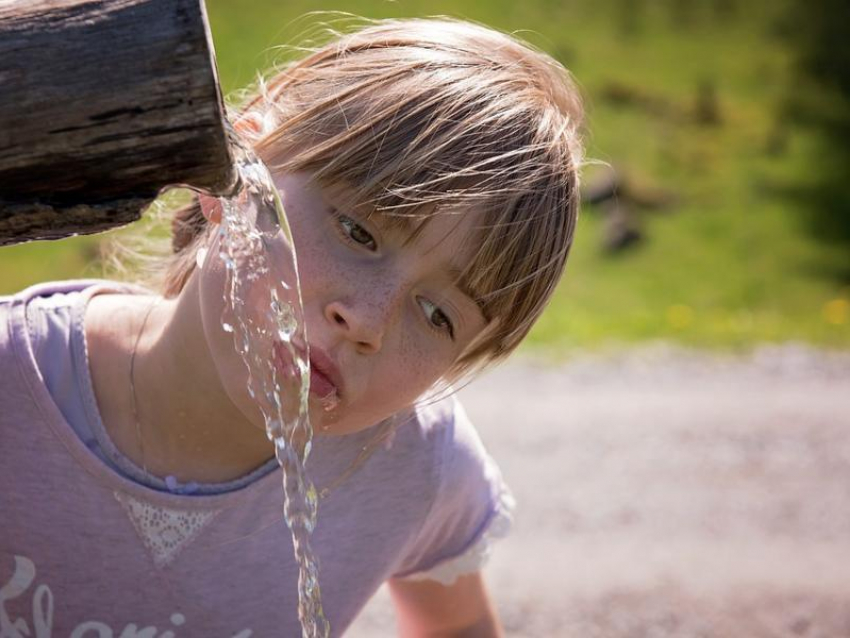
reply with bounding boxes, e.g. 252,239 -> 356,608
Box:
233,112 -> 264,137
198,193 -> 222,225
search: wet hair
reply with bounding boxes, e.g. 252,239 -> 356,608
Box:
166,17 -> 583,376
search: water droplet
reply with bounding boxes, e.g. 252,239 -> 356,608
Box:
196,247 -> 208,268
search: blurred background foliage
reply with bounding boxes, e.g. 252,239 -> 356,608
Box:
1,0 -> 848,352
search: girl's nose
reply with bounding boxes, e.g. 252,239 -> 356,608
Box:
325,299 -> 387,354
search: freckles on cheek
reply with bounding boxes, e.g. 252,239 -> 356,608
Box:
297,242 -> 337,295
396,329 -> 449,394
299,229 -> 353,293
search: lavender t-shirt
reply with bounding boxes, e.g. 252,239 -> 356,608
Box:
0,280 -> 513,637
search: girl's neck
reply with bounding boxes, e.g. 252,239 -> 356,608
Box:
85,277 -> 275,485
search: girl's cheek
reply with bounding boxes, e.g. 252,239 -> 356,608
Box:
396,322 -> 447,385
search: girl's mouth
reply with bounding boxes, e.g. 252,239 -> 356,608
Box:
309,365 -> 340,411
272,341 -> 342,411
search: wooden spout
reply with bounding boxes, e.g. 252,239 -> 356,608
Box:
0,0 -> 236,245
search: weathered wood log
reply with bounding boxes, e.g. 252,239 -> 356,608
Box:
0,0 -> 236,246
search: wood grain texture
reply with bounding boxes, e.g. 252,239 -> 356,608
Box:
0,196 -> 151,246
0,0 -> 235,244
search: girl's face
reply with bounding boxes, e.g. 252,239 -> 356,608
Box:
198,172 -> 488,436
275,172 -> 488,434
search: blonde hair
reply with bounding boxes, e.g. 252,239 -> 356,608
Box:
165,17 -> 583,375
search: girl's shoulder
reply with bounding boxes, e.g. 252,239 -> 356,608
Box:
326,392 -> 495,505
2,278 -> 140,338
3,279 -> 148,313
404,393 -> 488,470
390,393 -> 506,511
387,393 -> 515,584
1,280 -> 95,347
7,278 -> 125,300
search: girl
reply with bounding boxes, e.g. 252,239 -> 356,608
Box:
0,17 -> 582,637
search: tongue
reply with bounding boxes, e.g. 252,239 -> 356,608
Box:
310,369 -> 339,411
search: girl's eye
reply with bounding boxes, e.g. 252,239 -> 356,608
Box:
418,297 -> 455,340
337,214 -> 377,251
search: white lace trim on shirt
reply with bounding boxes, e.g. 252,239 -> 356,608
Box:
114,492 -> 220,568
401,481 -> 515,587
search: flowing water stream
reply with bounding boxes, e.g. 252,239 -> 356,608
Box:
212,133 -> 330,638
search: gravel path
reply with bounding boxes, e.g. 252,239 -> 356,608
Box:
347,344 -> 850,637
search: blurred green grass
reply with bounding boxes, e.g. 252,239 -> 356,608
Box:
2,0 -> 848,351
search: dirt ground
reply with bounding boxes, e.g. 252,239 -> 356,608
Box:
347,344 -> 850,637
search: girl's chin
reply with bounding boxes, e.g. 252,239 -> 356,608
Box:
307,404 -> 383,437
307,399 -> 344,434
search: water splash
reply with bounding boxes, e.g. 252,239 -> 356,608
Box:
213,131 -> 330,638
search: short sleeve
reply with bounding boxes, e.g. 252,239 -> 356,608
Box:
392,399 -> 515,586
